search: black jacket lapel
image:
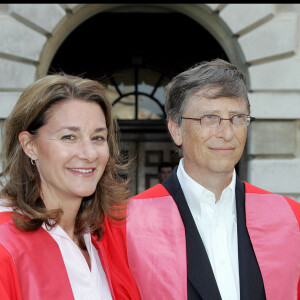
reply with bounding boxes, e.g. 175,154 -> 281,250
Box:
163,169 -> 222,300
235,177 -> 266,300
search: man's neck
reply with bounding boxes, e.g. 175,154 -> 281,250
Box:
182,162 -> 234,202
198,174 -> 233,201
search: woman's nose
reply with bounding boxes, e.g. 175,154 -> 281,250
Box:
77,139 -> 98,161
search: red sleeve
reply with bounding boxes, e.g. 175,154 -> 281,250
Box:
0,243 -> 22,300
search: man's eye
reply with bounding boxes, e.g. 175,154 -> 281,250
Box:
234,114 -> 244,118
233,114 -> 246,121
203,115 -> 218,120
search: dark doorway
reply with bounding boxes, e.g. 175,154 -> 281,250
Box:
49,11 -> 227,80
48,10 -> 229,194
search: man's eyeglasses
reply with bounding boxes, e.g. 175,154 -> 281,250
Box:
181,114 -> 256,128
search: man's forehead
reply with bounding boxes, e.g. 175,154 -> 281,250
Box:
191,87 -> 221,99
185,94 -> 248,114
189,93 -> 246,105
189,85 -> 245,101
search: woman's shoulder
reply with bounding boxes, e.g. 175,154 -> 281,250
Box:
0,198 -> 13,209
0,198 -> 14,226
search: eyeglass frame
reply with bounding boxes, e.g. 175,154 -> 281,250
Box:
181,114 -> 256,127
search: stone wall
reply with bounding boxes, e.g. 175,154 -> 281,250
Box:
0,3 -> 299,201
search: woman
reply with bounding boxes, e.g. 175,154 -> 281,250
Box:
0,74 -> 140,300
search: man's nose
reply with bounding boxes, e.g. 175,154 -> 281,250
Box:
216,119 -> 235,141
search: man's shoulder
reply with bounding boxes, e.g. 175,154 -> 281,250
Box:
243,181 -> 275,195
243,181 -> 298,203
243,181 -> 300,220
132,184 -> 171,200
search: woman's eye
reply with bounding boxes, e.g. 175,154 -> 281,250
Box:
93,136 -> 106,141
61,135 -> 75,140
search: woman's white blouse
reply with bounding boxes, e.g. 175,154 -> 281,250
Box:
0,201 -> 112,300
42,223 -> 113,300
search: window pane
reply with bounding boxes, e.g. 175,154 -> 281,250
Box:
138,68 -> 159,95
108,67 -> 169,120
153,77 -> 170,105
113,95 -> 135,120
114,68 -> 135,94
138,95 -> 163,120
106,84 -> 119,105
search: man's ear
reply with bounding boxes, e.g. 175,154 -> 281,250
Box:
18,131 -> 37,160
168,117 -> 183,147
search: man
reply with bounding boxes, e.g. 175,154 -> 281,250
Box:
125,59 -> 300,300
157,162 -> 173,183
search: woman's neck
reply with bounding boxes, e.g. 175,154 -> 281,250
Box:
42,191 -> 82,240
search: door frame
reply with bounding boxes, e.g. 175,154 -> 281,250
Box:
118,120 -> 177,194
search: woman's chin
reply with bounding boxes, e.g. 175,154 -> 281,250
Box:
74,188 -> 97,199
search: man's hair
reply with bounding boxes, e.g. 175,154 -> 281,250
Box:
0,73 -> 130,241
164,58 -> 250,125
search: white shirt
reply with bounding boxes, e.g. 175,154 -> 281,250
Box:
43,224 -> 113,300
0,201 -> 112,300
177,158 -> 240,300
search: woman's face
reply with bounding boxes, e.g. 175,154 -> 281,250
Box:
31,99 -> 110,205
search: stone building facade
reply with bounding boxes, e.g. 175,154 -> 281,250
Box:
0,3 -> 300,200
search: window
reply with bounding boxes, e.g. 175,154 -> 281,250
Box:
105,67 -> 169,120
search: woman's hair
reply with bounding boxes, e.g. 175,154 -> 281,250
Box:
0,73 -> 130,241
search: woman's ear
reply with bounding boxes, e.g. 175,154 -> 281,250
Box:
18,131 -> 37,160
168,117 -> 183,147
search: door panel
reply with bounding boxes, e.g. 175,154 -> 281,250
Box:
120,140 -> 179,196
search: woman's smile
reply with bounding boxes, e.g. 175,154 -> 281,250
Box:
68,168 -> 95,176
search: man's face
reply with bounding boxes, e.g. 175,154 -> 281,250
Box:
158,167 -> 173,182
168,93 -> 248,182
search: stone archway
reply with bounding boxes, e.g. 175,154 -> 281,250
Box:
45,8 -> 231,194
1,4 -> 298,119
1,4 -> 300,197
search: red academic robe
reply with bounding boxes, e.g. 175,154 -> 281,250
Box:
126,181 -> 300,300
0,211 -> 140,300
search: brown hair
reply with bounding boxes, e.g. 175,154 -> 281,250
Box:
164,58 -> 250,125
0,73 -> 130,241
